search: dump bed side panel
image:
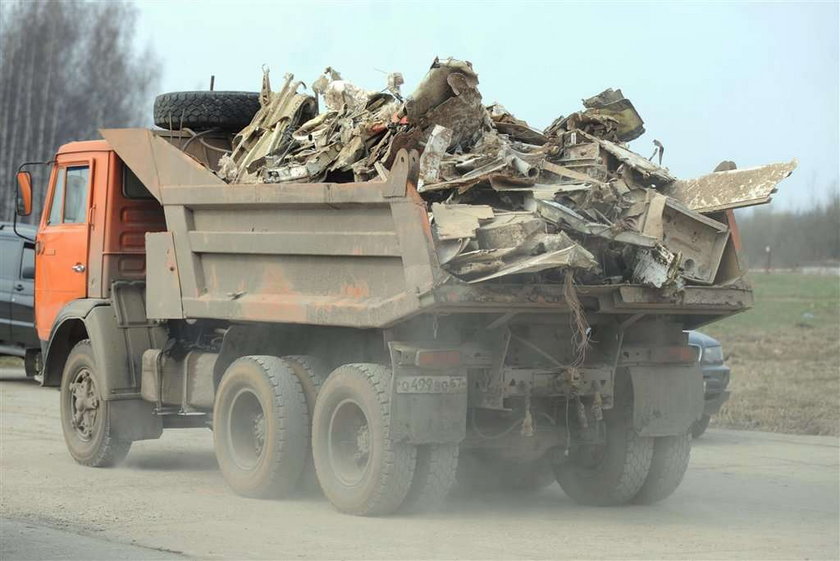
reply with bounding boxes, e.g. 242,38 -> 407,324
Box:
146,151 -> 442,328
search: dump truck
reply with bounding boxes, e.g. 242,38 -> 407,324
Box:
12,72 -> 789,515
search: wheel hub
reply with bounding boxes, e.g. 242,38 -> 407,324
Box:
328,399 -> 372,486
227,388 -> 266,470
69,369 -> 99,441
253,412 -> 266,457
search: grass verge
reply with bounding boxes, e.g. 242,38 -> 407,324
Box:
703,272 -> 840,436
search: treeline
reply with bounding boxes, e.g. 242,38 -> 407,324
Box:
0,0 -> 158,222
737,188 -> 840,269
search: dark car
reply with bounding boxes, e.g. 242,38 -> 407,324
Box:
687,330 -> 731,437
0,222 -> 38,358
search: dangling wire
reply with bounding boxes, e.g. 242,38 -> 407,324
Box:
564,273 -> 590,367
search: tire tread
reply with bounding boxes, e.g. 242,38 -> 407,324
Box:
153,91 -> 259,131
632,433 -> 691,504
61,340 -> 131,468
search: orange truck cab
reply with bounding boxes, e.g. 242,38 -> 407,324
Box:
15,140 -> 166,416
27,140 -> 165,344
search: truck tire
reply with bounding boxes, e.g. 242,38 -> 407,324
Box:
632,433 -> 691,504
691,414 -> 711,438
312,364 -> 417,516
213,356 -> 309,499
282,355 -> 328,413
400,444 -> 459,513
282,355 -> 328,492
59,340 -> 131,467
553,371 -> 654,506
153,91 -> 260,131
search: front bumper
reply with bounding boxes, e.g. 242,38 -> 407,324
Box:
701,361 -> 731,416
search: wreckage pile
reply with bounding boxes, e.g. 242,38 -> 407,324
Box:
215,58 -> 796,288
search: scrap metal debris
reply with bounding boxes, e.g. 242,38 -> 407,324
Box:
208,57 -> 796,288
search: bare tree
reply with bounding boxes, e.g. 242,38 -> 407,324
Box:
0,0 -> 160,221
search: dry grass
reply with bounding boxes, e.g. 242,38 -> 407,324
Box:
0,356 -> 22,368
704,273 -> 840,436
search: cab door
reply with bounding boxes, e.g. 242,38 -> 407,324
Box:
35,160 -> 93,341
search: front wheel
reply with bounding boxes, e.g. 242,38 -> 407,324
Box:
312,364 -> 416,516
59,340 -> 131,467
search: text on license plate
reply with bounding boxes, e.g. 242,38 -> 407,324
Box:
395,375 -> 468,394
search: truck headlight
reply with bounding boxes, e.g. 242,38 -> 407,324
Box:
702,346 -> 724,364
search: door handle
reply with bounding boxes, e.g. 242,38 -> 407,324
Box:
14,284 -> 24,291
72,263 -> 86,273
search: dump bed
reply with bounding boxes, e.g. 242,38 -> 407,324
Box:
103,129 -> 751,330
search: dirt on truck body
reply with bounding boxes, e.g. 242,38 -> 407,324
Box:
14,57 -> 793,516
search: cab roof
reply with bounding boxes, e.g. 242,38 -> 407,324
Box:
57,139 -> 112,155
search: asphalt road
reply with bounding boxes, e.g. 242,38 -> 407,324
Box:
1,367 -> 838,560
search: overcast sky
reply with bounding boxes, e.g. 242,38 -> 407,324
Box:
134,0 -> 838,211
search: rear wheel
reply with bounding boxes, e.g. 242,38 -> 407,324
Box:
60,340 -> 131,467
400,444 -> 459,512
213,356 -> 309,499
312,364 -> 416,516
553,372 -> 653,506
282,355 -> 329,492
632,433 -> 691,504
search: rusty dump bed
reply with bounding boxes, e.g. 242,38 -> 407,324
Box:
103,128 -> 751,329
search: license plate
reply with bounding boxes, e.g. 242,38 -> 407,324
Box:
395,375 -> 467,394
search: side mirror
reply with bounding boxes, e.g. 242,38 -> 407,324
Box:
21,265 -> 35,280
16,171 -> 32,216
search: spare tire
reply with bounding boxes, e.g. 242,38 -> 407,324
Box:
153,91 -> 260,131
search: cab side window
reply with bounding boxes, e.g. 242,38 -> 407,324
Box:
46,165 -> 90,225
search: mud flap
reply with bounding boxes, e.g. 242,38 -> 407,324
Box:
109,399 -> 163,441
629,365 -> 703,437
391,392 -> 467,445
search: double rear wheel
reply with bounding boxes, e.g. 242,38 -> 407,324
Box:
213,356 -> 310,498
311,364 -> 458,515
553,370 -> 691,505
215,359 -> 459,514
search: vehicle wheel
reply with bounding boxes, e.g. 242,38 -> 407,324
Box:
691,414 -> 711,439
400,444 -> 459,512
632,433 -> 691,504
553,371 -> 654,506
213,356 -> 309,499
312,364 -> 416,516
282,355 -> 329,492
282,355 -> 328,414
153,91 -> 260,131
59,340 -> 131,467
